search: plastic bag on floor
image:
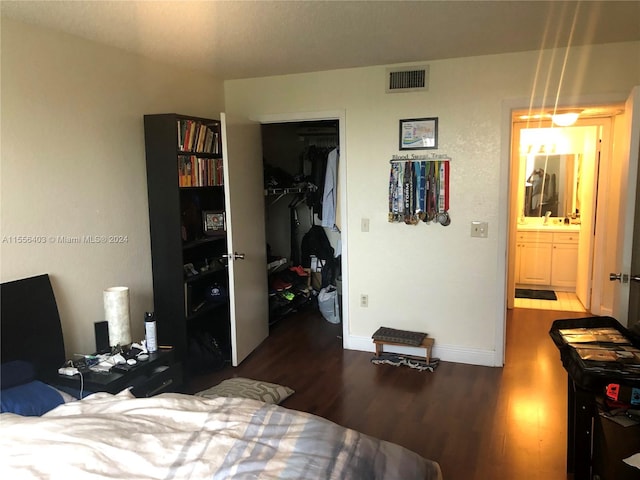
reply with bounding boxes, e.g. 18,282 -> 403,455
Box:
318,285 -> 340,324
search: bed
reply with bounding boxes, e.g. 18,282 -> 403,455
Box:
0,274 -> 443,479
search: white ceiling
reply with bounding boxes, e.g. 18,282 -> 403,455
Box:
2,1 -> 639,80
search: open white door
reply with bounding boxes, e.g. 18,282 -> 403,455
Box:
629,179 -> 640,326
575,125 -> 602,310
220,113 -> 269,366
575,164 -> 594,309
611,87 -> 640,326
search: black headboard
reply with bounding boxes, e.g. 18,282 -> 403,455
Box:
1,274 -> 66,381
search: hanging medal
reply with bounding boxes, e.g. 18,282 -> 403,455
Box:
388,162 -> 398,222
410,161 -> 419,224
427,161 -> 437,222
398,162 -> 404,222
403,161 -> 414,224
417,161 -> 427,221
437,160 -> 451,226
422,161 -> 430,222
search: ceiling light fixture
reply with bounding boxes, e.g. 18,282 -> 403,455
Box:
551,111 -> 581,127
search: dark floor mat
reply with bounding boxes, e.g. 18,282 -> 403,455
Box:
371,353 -> 439,372
515,288 -> 557,300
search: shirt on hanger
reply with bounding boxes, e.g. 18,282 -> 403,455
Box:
321,148 -> 339,231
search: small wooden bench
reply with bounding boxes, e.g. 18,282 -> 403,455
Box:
373,336 -> 435,364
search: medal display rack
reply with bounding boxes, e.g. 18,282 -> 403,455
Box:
388,156 -> 451,226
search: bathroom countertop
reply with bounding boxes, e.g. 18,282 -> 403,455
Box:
517,222 -> 581,233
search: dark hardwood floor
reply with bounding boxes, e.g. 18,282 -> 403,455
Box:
184,306 -> 591,480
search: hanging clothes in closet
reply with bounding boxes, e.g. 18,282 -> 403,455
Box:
321,147 -> 339,231
303,144 -> 336,220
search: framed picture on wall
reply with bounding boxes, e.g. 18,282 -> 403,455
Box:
399,117 -> 438,150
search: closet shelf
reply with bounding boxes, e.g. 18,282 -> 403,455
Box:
184,264 -> 227,284
264,185 -> 316,206
267,257 -> 289,273
182,234 -> 225,250
185,300 -> 228,321
264,186 -> 311,196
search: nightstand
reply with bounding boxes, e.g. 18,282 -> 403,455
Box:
55,348 -> 182,398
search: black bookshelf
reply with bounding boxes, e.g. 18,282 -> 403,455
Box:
143,114 -> 230,369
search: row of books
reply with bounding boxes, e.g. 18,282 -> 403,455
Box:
177,120 -> 220,154
178,155 -> 224,187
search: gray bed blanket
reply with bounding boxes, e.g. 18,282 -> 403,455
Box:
0,390 -> 442,480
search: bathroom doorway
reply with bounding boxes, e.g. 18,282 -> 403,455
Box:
507,105 -> 622,314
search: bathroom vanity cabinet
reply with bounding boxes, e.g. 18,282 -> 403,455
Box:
515,228 -> 579,290
550,232 -> 580,288
515,231 -> 552,285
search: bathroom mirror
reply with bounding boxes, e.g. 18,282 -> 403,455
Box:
523,154 -> 580,217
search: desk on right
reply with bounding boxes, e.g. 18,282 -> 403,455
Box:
550,316 -> 640,480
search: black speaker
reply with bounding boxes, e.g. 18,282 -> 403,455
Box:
94,321 -> 109,354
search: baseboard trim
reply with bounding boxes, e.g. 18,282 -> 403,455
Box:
345,335 -> 501,367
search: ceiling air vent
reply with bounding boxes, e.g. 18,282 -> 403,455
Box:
386,66 -> 429,93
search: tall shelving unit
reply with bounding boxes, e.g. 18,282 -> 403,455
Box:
143,113 -> 231,368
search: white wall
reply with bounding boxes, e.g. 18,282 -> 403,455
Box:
1,18 -> 225,356
2,17 -> 638,367
224,41 -> 640,366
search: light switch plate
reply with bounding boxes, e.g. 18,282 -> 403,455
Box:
471,221 -> 488,238
361,218 -> 370,232
360,294 -> 368,307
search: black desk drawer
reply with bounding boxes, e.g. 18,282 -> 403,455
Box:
130,362 -> 183,397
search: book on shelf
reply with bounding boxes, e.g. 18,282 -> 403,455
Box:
178,155 -> 224,187
188,121 -> 197,151
180,120 -> 190,152
204,128 -> 214,153
178,121 -> 183,150
196,124 -> 206,152
177,119 -> 220,154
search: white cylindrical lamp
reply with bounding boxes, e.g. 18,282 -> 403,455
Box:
103,286 -> 132,347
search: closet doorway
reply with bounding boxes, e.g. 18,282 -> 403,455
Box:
261,119 -> 343,332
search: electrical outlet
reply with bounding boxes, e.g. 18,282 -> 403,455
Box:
361,218 -> 370,232
471,221 -> 489,238
360,294 -> 368,307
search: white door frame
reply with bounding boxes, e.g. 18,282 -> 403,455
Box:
508,120 -> 608,307
499,93 -> 630,365
253,110 -> 349,347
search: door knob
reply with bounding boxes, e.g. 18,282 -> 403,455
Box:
610,273 -> 630,283
632,274 -> 640,283
222,252 -> 244,260
223,252 -> 245,260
